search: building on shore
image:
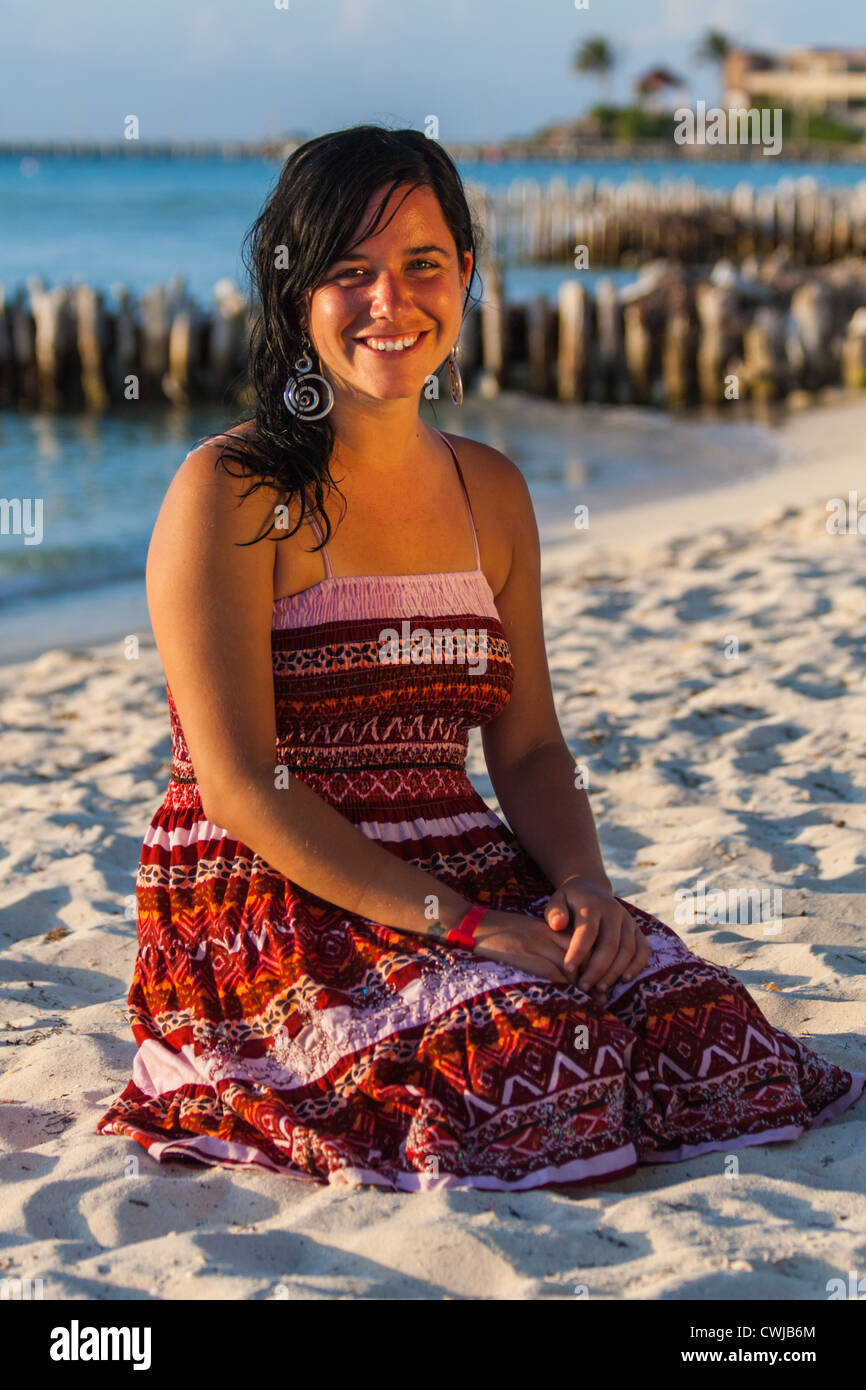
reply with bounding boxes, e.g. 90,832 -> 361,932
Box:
724,47 -> 866,128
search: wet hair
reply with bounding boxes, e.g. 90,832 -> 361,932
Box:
196,123 -> 485,551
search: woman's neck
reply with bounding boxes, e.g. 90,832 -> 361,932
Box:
328,398 -> 435,476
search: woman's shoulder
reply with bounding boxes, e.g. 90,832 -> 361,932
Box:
438,429 -> 533,518
436,430 -> 536,595
151,421 -> 282,565
171,419 -> 282,510
184,418 -> 265,476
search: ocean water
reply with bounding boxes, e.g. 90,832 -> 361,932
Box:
3,153 -> 865,304
0,392 -> 783,665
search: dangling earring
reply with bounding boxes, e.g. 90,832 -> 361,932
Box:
283,336 -> 334,420
447,344 -> 463,406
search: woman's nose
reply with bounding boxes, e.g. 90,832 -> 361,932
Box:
367,273 -> 413,318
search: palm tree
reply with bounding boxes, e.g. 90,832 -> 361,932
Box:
694,30 -> 733,109
695,30 -> 731,69
573,38 -> 615,108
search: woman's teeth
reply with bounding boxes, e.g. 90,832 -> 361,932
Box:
361,333 -> 422,352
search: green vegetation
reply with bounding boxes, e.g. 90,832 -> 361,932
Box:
588,104 -> 673,140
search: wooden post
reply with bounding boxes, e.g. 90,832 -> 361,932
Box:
556,279 -> 589,402
622,301 -> 652,404
0,285 -> 11,405
74,283 -> 110,411
832,200 -> 852,260
732,181 -> 756,260
814,193 -> 834,263
30,280 -> 70,410
140,284 -> 169,389
208,277 -> 248,392
10,288 -> 36,403
788,280 -> 834,392
841,307 -> 866,389
457,303 -> 481,389
755,190 -> 777,256
695,282 -> 740,404
112,285 -> 138,399
743,307 -> 787,402
593,276 -> 623,402
795,182 -> 819,262
163,308 -> 194,404
663,303 -> 696,409
478,261 -> 506,397
527,293 -> 553,395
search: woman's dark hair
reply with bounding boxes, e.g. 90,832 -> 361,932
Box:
195,123 -> 485,551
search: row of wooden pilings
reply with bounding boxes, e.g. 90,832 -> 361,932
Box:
4,252 -> 866,413
467,175 -> 866,267
474,254 -> 866,405
0,275 -> 253,412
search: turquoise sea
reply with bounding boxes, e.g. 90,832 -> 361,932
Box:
3,152 -> 865,302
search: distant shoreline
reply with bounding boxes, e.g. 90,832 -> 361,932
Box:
3,137 -> 866,164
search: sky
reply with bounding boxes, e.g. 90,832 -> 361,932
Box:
3,0 -> 863,144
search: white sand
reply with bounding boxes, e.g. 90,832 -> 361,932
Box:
1,397 -> 864,1300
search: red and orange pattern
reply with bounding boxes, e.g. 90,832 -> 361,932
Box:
96,566 -> 864,1190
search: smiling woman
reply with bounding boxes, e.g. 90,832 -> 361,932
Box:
95,124 -> 865,1194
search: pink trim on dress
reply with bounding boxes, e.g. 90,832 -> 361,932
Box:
273,569 -> 500,629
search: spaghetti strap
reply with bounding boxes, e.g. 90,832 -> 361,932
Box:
304,501 -> 333,580
303,432 -> 480,580
435,429 -> 481,571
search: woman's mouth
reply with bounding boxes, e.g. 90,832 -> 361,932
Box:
354,330 -> 430,355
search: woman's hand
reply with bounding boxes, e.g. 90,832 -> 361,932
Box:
471,909 -> 574,984
544,876 -> 651,1003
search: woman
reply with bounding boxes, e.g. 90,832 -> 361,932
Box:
97,125 -> 864,1191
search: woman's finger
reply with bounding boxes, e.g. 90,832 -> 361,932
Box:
562,908 -> 601,971
620,930 -> 652,983
474,946 -> 569,985
595,927 -> 642,991
544,890 -> 571,933
575,916 -> 625,990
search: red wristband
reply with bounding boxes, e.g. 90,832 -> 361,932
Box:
445,903 -> 487,951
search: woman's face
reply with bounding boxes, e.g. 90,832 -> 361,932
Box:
305,183 -> 473,403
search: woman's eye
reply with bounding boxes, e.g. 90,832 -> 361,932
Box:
331,261 -> 439,280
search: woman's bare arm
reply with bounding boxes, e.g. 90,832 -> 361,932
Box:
146,442 -> 485,939
479,449 -> 611,892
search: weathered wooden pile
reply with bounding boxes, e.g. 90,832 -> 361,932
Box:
4,252 -> 866,412
468,253 -> 866,406
468,175 -> 866,267
0,274 -> 252,411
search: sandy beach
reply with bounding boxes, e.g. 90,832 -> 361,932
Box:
1,396 -> 864,1301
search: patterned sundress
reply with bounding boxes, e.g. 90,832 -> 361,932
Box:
96,430 -> 865,1191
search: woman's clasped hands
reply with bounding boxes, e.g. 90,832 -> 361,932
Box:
471,875 -> 651,1003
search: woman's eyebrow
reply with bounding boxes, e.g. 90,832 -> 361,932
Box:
333,243 -> 452,262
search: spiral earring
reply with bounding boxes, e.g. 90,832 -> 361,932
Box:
447,344 -> 463,406
283,337 -> 334,420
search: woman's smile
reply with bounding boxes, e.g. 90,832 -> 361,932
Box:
353,329 -> 431,355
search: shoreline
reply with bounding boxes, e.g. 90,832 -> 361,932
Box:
0,390 -> 793,669
1,392 -> 858,669
4,139 -> 865,164
539,393 -> 865,578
